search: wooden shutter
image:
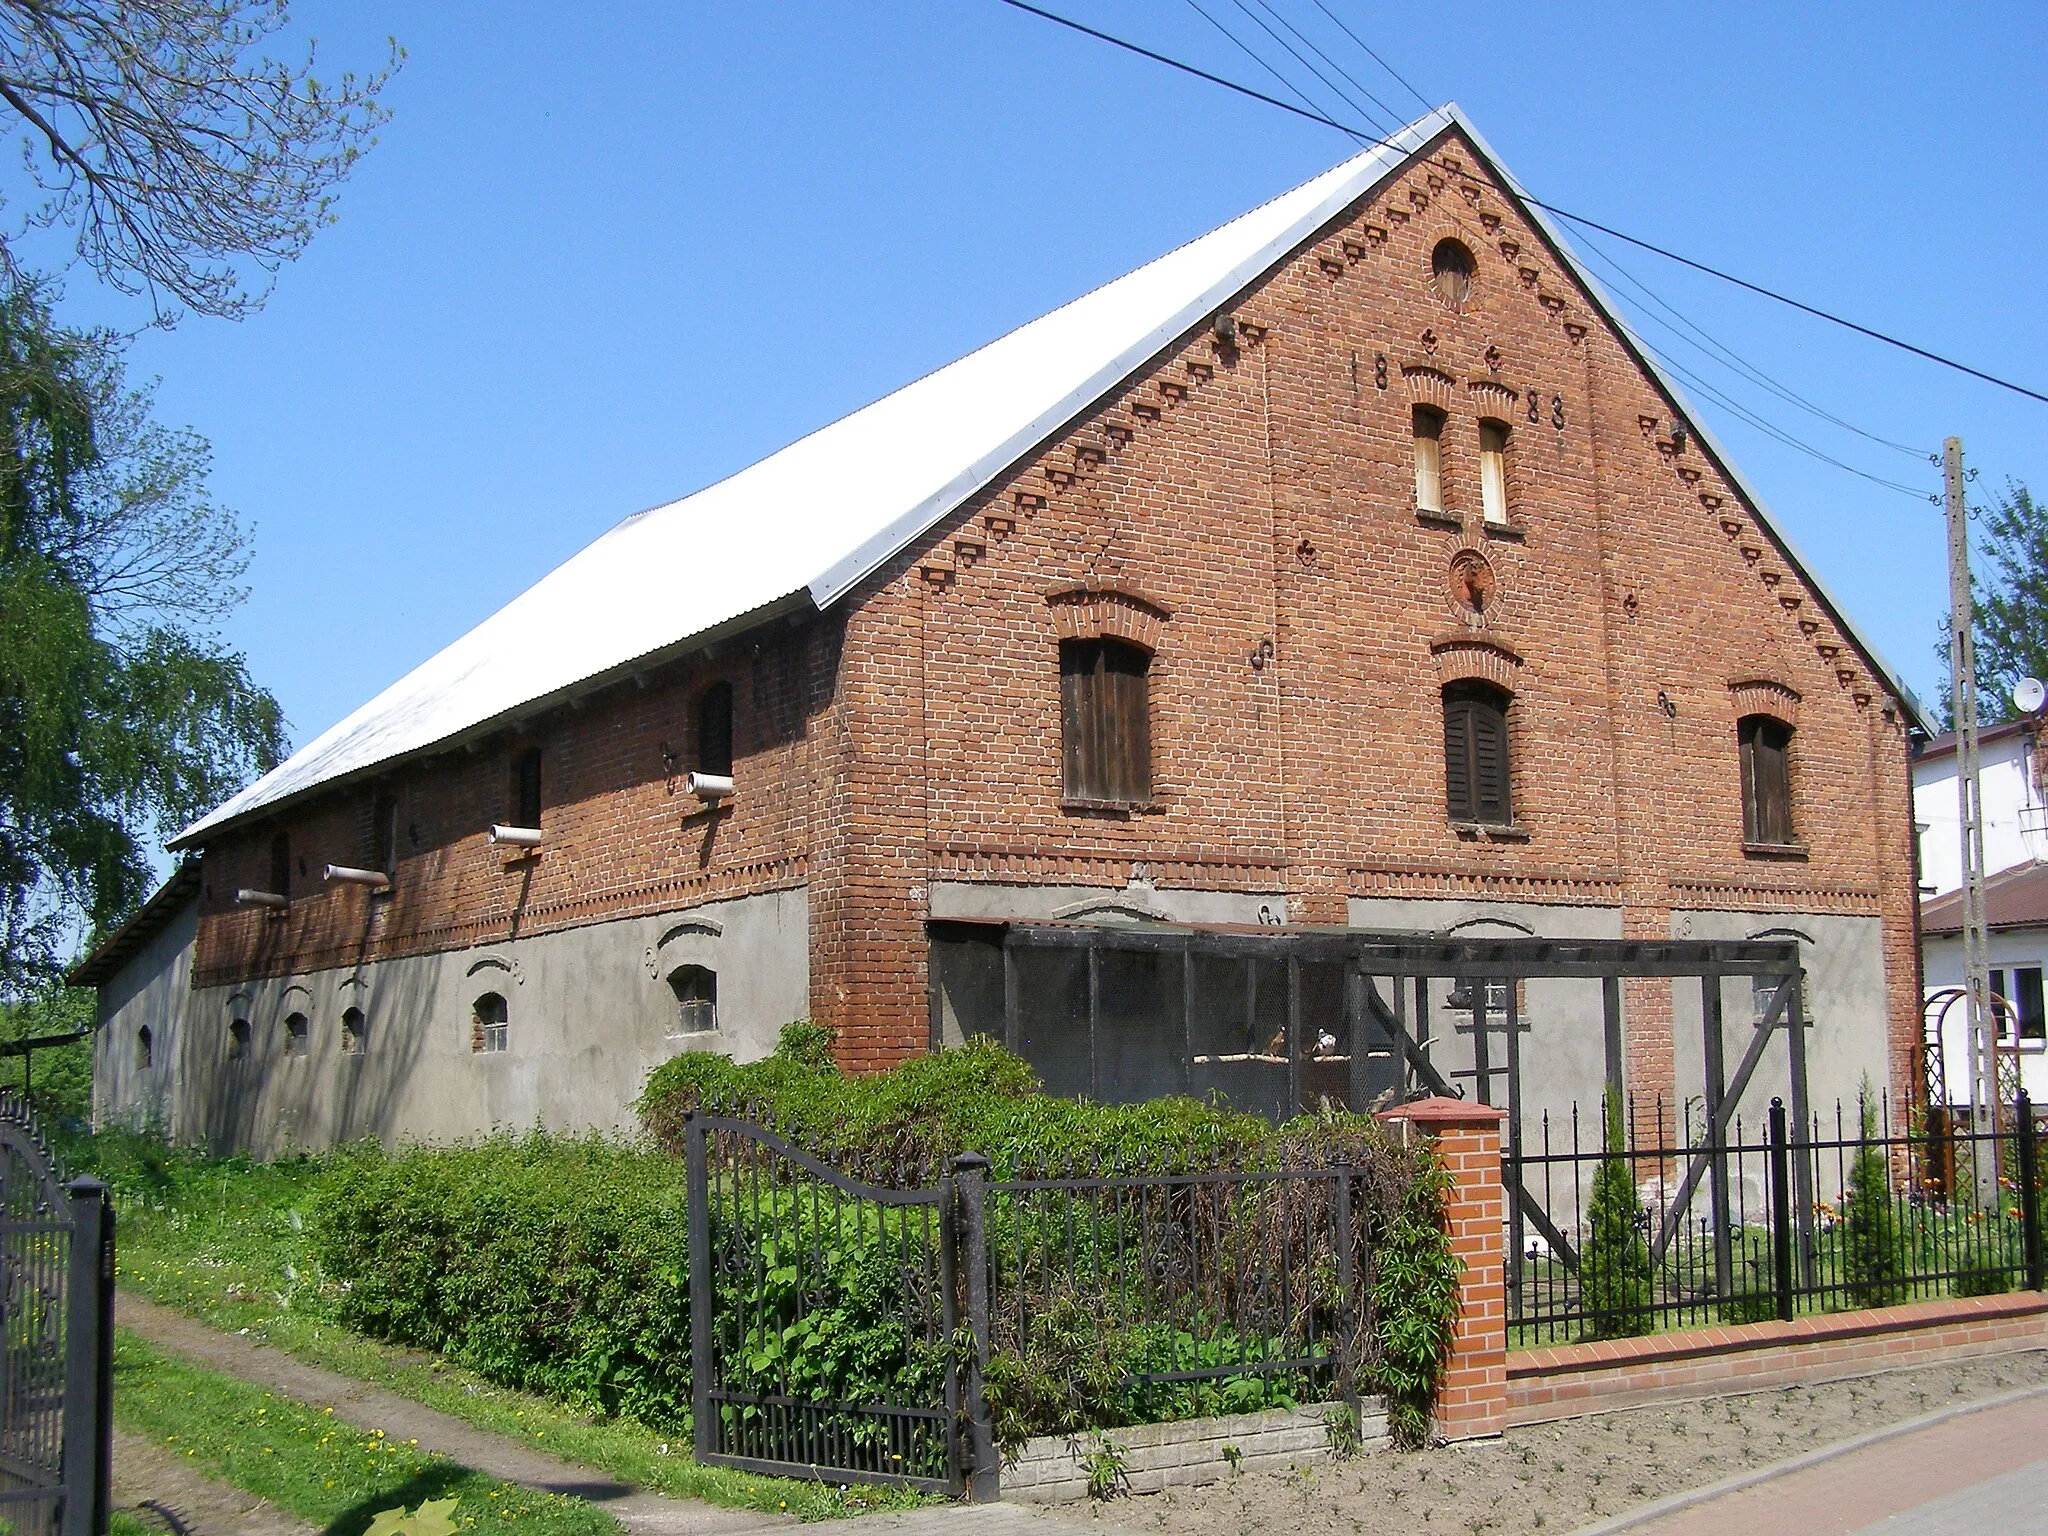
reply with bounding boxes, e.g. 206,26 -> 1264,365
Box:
1061,641 -> 1099,798
1739,715 -> 1794,844
1444,684 -> 1511,826
1062,639 -> 1151,802
1103,641 -> 1151,802
1443,697 -> 1474,822
1471,697 -> 1511,824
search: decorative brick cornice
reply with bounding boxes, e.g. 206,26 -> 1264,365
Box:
192,855 -> 809,989
1667,876 -> 1879,915
1430,634 -> 1523,691
1044,583 -> 1172,651
931,842 -> 1284,890
1350,863 -> 1623,905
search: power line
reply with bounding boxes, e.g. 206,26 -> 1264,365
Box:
1304,0 -> 1433,113
1567,224 -> 1930,459
1246,0 -> 1410,136
988,0 -> 2048,409
1179,0 -> 1365,142
1229,0 -> 1402,137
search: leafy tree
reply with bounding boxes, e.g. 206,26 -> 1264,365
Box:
0,275 -> 282,990
1936,480 -> 2044,728
1580,1089 -> 1653,1340
0,0 -> 399,322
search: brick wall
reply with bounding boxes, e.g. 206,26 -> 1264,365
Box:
191,619 -> 829,991
811,124 -> 1920,1093
189,125 -> 1921,1101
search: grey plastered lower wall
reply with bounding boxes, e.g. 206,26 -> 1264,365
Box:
1669,909 -> 1891,1138
94,898 -> 198,1135
1345,896 -> 1624,1132
105,885 -> 808,1156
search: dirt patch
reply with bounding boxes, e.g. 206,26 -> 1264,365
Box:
1081,1351 -> 2048,1536
114,1427 -> 321,1536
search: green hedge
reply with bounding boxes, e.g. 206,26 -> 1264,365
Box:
310,1026 -> 1461,1447
310,1134 -> 691,1429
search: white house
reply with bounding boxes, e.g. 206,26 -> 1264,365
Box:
1914,711 -> 2048,1101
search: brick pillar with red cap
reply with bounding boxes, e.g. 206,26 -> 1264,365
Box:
1378,1095 -> 1511,1440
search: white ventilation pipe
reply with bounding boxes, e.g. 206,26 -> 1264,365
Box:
324,864 -> 391,889
687,773 -> 734,802
489,824 -> 544,847
234,889 -> 288,909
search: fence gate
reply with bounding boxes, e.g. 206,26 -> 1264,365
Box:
685,1115 -> 961,1494
0,1096 -> 113,1536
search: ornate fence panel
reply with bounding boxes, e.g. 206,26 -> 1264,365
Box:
982,1158 -> 1366,1429
685,1115 -> 961,1494
1508,1090 -> 2043,1345
0,1096 -> 113,1536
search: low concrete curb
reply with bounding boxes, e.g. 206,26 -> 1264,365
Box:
1566,1379 -> 2048,1536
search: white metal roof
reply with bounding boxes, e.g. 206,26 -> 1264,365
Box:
173,103 -> 1924,849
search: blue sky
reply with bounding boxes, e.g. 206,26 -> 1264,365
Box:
43,2 -> 2048,789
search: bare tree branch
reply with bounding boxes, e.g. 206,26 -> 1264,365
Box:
0,0 -> 399,322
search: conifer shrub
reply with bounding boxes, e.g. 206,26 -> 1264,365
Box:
1579,1090 -> 1653,1340
1841,1085 -> 1907,1309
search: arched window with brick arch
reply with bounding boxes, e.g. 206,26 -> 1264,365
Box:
1061,637 -> 1152,805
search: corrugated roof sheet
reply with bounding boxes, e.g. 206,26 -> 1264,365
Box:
1922,861 -> 2048,935
171,104 -> 1927,850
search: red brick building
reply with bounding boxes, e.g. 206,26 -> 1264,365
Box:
80,107 -> 1930,1151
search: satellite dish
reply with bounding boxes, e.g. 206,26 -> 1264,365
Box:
2015,677 -> 2046,714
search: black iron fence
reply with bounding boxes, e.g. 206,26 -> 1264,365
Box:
685,1112 -> 1388,1496
1509,1091 -> 2046,1346
0,1093 -> 114,1536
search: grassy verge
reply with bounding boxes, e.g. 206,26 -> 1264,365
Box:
97,1141 -> 923,1521
114,1329 -> 618,1536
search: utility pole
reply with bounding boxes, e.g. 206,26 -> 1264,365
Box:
1946,435 -> 1997,1199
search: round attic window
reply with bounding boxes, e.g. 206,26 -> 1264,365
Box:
1431,238 -> 1475,307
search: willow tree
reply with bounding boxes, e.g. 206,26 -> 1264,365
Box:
0,278 -> 283,989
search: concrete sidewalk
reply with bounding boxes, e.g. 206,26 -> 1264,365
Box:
1593,1388 -> 2048,1535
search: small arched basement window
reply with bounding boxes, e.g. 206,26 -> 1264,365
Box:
1060,637 -> 1152,805
1738,714 -> 1796,846
341,1007 -> 366,1055
1443,681 -> 1513,827
668,965 -> 718,1033
228,1019 -> 251,1061
284,1013 -> 310,1058
698,682 -> 734,778
473,992 -> 509,1054
136,1025 -> 153,1071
